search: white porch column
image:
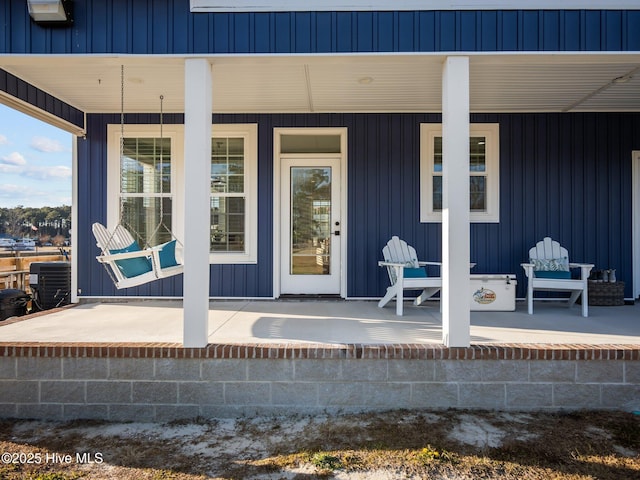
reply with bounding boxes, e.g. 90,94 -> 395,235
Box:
70,137 -> 78,303
183,59 -> 212,348
441,56 -> 471,348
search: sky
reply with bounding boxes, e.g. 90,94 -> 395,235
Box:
0,103 -> 72,209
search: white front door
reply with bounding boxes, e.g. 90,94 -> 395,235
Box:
280,157 -> 342,294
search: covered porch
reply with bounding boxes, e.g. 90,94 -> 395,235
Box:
3,50 -> 640,349
1,299 -> 638,345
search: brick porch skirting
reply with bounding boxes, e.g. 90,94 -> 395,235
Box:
0,343 -> 638,421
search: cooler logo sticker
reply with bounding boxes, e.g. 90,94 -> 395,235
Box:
473,287 -> 496,304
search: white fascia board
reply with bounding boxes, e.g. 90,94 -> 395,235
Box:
191,0 -> 640,12
0,91 -> 85,136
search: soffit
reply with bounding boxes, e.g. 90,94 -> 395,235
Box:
0,53 -> 638,115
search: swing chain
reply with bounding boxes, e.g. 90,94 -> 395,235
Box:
105,67 -> 178,256
104,67 -> 126,253
159,94 -> 164,227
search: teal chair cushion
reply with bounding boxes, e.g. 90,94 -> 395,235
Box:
534,270 -> 572,279
110,241 -> 153,278
404,267 -> 427,278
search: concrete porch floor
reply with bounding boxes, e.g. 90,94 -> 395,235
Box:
0,299 -> 638,345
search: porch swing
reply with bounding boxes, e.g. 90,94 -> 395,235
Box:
92,66 -> 183,289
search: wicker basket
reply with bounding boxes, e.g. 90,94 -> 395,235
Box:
587,281 -> 625,306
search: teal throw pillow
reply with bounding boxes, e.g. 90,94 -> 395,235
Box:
110,241 -> 152,278
531,257 -> 569,272
531,257 -> 571,279
158,240 -> 179,268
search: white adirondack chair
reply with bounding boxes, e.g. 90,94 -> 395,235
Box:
378,236 -> 442,316
92,222 -> 183,289
521,237 -> 594,317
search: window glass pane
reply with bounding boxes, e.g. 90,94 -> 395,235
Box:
228,176 -> 244,193
470,176 -> 487,211
227,137 -> 244,155
432,176 -> 442,211
211,137 -> 245,194
211,136 -> 246,253
121,196 -> 173,246
210,197 -> 245,252
121,138 -> 171,194
281,134 -> 341,153
470,136 -> 486,172
228,158 -> 244,175
432,136 -> 487,212
433,137 -> 442,173
434,136 -> 485,172
432,176 -> 486,212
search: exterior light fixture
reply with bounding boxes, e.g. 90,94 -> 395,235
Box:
27,0 -> 73,26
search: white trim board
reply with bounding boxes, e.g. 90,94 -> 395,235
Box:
0,91 -> 86,137
633,151 -> 640,299
192,1 -> 640,12
272,127 -> 348,299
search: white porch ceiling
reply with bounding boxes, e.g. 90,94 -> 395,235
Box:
1,53 -> 639,117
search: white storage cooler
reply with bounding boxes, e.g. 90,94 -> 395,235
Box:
469,274 -> 517,311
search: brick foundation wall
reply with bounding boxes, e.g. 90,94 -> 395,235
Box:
0,343 -> 638,421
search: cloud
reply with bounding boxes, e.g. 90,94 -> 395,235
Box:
1,151 -> 27,166
0,184 -> 30,195
31,136 -> 68,153
0,183 -> 56,207
0,150 -> 70,180
0,134 -> 8,145
23,165 -> 72,180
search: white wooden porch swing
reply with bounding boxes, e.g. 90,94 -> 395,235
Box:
92,66 -> 183,289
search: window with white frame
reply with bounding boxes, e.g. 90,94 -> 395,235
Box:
210,124 -> 257,263
420,123 -> 500,223
108,123 -> 257,264
108,125 -> 183,248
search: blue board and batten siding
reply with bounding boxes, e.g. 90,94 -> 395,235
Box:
2,2 -> 640,54
79,112 -> 640,299
1,1 -> 639,298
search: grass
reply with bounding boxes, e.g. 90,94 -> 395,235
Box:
0,410 -> 638,479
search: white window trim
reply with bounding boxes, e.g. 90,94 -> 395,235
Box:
420,123 -> 500,223
107,124 -> 185,242
107,123 -> 257,264
209,123 -> 258,264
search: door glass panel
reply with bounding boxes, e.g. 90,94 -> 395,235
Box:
290,167 -> 332,275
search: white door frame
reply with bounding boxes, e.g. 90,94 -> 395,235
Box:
273,127 -> 348,298
633,150 -> 640,299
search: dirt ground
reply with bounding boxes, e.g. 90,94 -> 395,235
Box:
0,409 -> 639,480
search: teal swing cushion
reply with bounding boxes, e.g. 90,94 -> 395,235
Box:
158,240 -> 179,268
110,241 -> 153,278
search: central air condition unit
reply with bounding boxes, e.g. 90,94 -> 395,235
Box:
29,262 -> 71,311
